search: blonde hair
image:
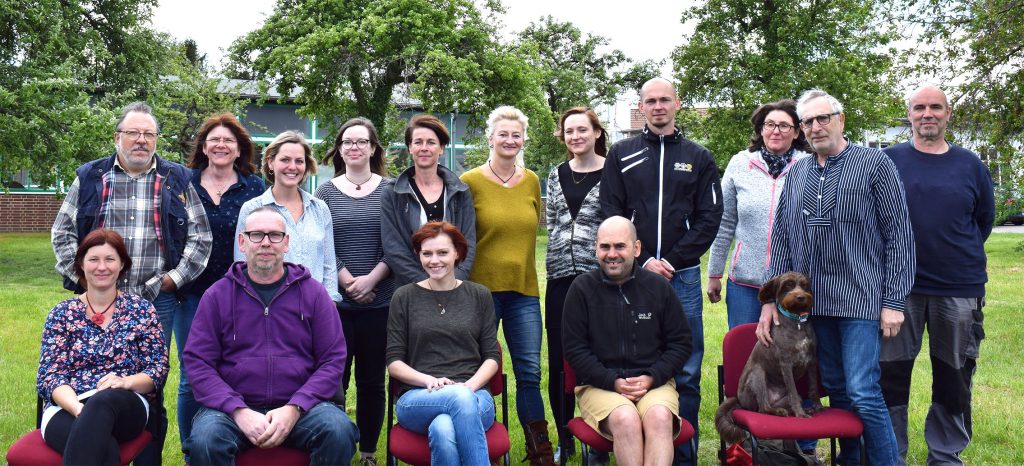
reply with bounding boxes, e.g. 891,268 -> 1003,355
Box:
486,106 -> 529,139
262,130 -> 318,185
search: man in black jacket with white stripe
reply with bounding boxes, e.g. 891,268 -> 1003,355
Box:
600,77 -> 722,465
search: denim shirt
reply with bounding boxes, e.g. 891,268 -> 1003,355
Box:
187,169 -> 266,295
235,188 -> 343,302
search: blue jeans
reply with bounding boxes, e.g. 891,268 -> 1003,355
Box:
176,294 -> 203,457
491,291 -> 545,424
815,317 -> 899,466
725,279 -> 762,329
187,401 -> 357,466
396,386 -> 495,466
670,266 -> 703,465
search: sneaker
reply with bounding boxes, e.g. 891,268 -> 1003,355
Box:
359,456 -> 378,466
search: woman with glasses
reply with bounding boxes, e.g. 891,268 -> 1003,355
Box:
179,113 -> 265,456
461,106 -> 553,465
706,99 -> 811,328
314,117 -> 395,466
235,131 -> 342,302
381,114 -> 476,288
543,107 -> 607,460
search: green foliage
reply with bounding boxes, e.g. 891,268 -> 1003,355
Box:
896,0 -> 1024,192
226,0 -> 556,177
0,1 -> 246,188
672,0 -> 904,168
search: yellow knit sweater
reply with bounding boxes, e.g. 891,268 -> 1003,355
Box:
461,166 -> 542,296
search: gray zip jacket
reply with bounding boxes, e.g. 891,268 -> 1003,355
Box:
381,164 -> 476,287
545,163 -> 603,279
708,149 -> 809,287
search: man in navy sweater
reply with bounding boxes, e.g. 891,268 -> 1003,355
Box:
880,84 -> 995,466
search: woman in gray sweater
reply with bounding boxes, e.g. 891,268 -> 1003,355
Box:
386,222 -> 499,466
706,99 -> 811,328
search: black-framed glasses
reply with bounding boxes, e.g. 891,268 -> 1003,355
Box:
243,231 -> 286,243
799,112 -> 840,128
762,122 -> 796,134
117,130 -> 159,142
205,137 -> 238,145
341,139 -> 371,150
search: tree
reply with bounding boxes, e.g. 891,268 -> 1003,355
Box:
226,0 -> 553,166
0,0 -> 165,189
671,0 -> 903,168
897,0 -> 1024,189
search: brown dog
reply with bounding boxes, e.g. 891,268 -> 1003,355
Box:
715,272 -> 825,444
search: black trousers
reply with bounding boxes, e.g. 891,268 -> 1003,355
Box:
43,388 -> 150,466
545,275 -> 581,452
340,305 -> 389,454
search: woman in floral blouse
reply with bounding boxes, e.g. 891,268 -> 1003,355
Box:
36,228 -> 168,465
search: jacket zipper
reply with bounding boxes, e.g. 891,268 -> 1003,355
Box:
618,284 -> 631,371
656,135 -> 665,259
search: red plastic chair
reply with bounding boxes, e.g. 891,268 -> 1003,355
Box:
6,396 -> 152,466
235,445 -> 310,465
560,359 -> 696,465
717,323 -> 866,465
386,345 -> 511,466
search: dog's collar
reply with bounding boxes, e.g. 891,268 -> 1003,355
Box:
777,303 -> 810,323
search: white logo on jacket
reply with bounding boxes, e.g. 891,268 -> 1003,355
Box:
674,162 -> 692,172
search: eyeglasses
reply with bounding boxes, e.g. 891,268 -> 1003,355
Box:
799,112 -> 840,128
341,139 -> 371,150
117,130 -> 159,142
762,122 -> 796,134
243,231 -> 286,243
205,137 -> 238,145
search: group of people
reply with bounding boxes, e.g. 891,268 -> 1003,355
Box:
36,75 -> 991,466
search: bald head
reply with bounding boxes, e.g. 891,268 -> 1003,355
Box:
595,216 -> 641,284
906,84 -> 949,110
640,78 -> 677,100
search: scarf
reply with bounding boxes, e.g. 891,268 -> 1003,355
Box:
759,146 -> 794,179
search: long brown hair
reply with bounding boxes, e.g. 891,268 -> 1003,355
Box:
187,112 -> 258,175
555,107 -> 608,159
748,99 -> 810,153
324,117 -> 388,176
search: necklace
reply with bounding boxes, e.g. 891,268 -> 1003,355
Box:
488,160 -> 516,188
426,279 -> 460,315
344,173 -> 373,190
570,169 -> 589,185
85,293 -> 117,326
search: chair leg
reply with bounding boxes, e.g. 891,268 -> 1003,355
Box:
830,438 -> 837,466
580,444 -> 589,466
859,436 -> 867,466
750,436 -> 760,466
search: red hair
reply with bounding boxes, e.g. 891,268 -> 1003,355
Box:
411,221 -> 469,266
74,229 -> 132,286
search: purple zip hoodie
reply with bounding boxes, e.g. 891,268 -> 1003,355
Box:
183,262 -> 345,414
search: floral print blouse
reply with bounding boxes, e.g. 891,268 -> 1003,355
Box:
36,292 -> 169,408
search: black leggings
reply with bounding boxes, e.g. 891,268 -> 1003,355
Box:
43,388 -> 149,466
340,306 -> 389,454
545,275 -> 580,450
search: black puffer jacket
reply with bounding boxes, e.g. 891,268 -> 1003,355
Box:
600,126 -> 723,270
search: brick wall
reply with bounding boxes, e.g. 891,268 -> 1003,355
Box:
0,193 -> 62,232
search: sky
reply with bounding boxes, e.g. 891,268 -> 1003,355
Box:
150,0 -> 694,70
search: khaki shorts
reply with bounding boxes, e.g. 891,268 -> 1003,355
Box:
575,379 -> 680,440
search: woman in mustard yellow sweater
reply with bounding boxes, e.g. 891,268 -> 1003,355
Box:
461,106 -> 552,465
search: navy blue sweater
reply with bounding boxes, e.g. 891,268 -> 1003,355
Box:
885,142 -> 994,297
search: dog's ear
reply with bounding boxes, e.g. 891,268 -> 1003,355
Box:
759,276 -> 780,304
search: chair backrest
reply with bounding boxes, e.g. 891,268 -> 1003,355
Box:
722,323 -> 759,398
562,359 -> 576,395
721,323 -> 822,399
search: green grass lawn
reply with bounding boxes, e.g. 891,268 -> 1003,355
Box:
2,232 -> 1022,465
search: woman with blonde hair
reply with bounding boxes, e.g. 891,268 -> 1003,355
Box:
235,130 -> 341,302
461,106 -> 552,465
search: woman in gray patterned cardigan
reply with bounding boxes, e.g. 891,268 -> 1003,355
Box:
706,99 -> 811,328
544,107 -> 608,459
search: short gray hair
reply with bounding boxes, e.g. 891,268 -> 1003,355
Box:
796,89 -> 843,118
115,101 -> 159,133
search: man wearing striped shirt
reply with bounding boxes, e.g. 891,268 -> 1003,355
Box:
756,89 -> 915,465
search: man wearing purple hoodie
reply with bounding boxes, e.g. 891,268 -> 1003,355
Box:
183,207 -> 356,465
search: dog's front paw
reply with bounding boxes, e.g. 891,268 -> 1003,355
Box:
768,407 -> 790,416
795,408 -> 811,418
808,402 -> 824,414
